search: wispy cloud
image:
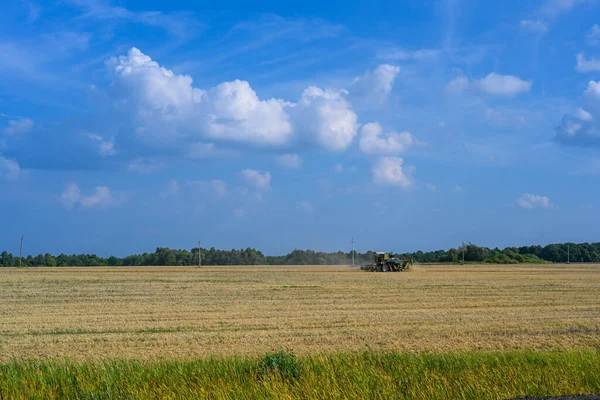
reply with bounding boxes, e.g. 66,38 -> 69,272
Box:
520,20 -> 548,34
60,183 -> 123,209
3,118 -> 34,135
65,0 -> 204,39
517,193 -> 555,209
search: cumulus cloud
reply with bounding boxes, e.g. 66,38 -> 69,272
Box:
359,122 -> 421,154
588,24 -> 600,46
107,48 -> 292,147
556,81 -> 600,146
240,169 -> 271,191
0,156 -> 21,180
372,157 -> 415,189
105,47 -> 361,153
477,73 -> 532,96
295,87 -> 358,151
576,53 -> 600,72
517,193 -> 555,209
88,134 -> 116,156
205,80 -> 292,145
3,118 -> 34,135
60,183 -> 120,209
352,64 -> 400,101
445,73 -> 532,96
297,200 -> 315,213
275,153 -> 303,168
520,19 -> 548,34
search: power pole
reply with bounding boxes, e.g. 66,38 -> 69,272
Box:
19,236 -> 23,267
351,238 -> 355,266
198,240 -> 201,267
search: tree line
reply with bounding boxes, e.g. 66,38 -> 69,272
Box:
0,242 -> 598,267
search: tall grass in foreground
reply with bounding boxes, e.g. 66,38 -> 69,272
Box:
1,350 -> 599,399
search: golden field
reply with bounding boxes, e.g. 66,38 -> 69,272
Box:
0,264 -> 599,361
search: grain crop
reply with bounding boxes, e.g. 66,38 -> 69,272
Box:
0,264 -> 599,361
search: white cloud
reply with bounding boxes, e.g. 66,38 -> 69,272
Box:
540,0 -> 588,18
0,156 -> 21,181
446,73 -> 532,96
211,180 -> 227,196
88,134 -> 116,156
60,183 -> 81,210
186,142 -> 235,159
297,200 -> 315,213
81,186 -> 113,207
65,0 -> 202,39
427,183 -> 437,192
332,163 -> 357,173
556,81 -> 600,146
576,53 -> 600,72
575,108 -> 593,121
60,183 -> 120,209
106,47 -> 362,153
160,179 -> 180,198
186,179 -> 228,196
3,118 -> 34,135
359,122 -> 420,155
275,153 -> 303,169
520,20 -> 548,34
476,73 -> 532,96
205,80 -> 293,146
295,86 -> 358,151
587,24 -> 600,46
107,48 -> 292,147
352,64 -> 400,101
445,75 -> 470,94
372,157 -> 415,189
240,169 -> 271,191
517,193 -> 555,209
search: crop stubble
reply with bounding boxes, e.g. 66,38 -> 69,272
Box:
0,264 -> 599,361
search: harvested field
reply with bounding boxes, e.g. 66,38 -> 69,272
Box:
0,264 -> 599,361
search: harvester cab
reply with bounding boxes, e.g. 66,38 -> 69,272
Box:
361,252 -> 412,272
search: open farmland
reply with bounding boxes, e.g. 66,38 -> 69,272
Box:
1,264 -> 599,361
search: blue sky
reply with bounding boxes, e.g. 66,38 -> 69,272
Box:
1,0 -> 600,256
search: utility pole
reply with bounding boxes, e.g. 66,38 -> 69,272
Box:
351,238 -> 355,266
198,240 -> 201,267
19,236 -> 23,267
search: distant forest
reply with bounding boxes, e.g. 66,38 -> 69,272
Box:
0,242 -> 598,267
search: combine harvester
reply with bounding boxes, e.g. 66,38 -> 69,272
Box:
361,252 -> 412,272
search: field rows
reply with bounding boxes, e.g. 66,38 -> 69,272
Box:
0,264 -> 599,360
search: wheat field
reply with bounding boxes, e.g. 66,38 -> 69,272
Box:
0,264 -> 599,361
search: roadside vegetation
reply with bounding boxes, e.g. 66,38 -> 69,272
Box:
2,349 -> 599,399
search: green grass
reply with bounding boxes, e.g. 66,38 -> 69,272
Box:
1,349 -> 599,399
